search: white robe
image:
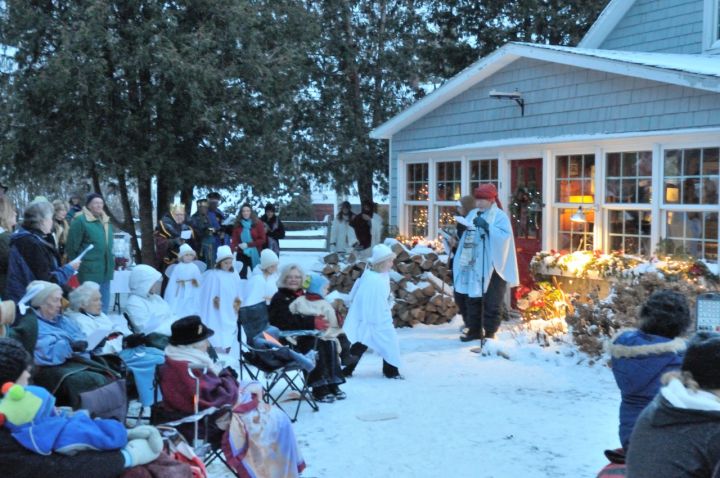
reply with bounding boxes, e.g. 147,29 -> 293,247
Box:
243,268 -> 279,307
163,262 -> 202,317
199,269 -> 245,349
371,213 -> 383,247
329,218 -> 358,253
343,269 -> 401,368
453,204 -> 520,298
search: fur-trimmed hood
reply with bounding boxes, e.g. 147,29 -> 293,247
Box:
609,328 -> 687,359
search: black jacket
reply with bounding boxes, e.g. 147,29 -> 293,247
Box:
260,214 -> 286,242
627,393 -> 720,478
0,428 -> 126,478
268,288 -> 315,331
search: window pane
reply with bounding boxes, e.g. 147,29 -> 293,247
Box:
665,211 -> 718,260
703,148 -> 719,175
608,208 -> 651,257
557,208 -> 593,251
664,180 -> 680,203
408,206 -> 429,237
606,151 -> 652,204
684,149 -> 701,176
606,179 -> 620,203
607,153 -> 621,177
638,151 -> 652,176
665,150 -> 680,176
407,163 -> 429,201
437,206 -> 457,233
683,178 -> 701,204
469,159 -> 499,192
622,152 -> 637,177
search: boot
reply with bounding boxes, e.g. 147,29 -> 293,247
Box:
460,328 -> 482,342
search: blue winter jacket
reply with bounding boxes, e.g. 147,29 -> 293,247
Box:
610,329 -> 686,449
35,312 -> 89,366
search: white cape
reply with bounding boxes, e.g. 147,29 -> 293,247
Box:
198,269 -> 246,349
163,262 -> 203,317
343,269 -> 401,368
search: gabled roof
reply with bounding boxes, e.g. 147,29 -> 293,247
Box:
578,0 -> 638,49
370,42 -> 720,139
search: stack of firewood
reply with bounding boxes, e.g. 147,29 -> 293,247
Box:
321,243 -> 459,327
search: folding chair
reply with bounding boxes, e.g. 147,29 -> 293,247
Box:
239,336 -> 319,422
151,364 -> 238,477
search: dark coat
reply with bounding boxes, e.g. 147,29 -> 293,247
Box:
0,229 -> 10,297
350,214 -> 372,249
0,427 -> 125,478
155,213 -> 195,268
230,219 -> 267,252
260,214 -> 286,242
268,288 -> 316,331
610,330 -> 685,449
159,357 -> 239,413
627,393 -> 720,478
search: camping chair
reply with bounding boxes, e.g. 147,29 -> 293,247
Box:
150,363 -> 238,477
239,328 -> 320,423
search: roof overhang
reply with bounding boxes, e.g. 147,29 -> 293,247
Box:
578,0 -> 638,49
370,42 -> 720,140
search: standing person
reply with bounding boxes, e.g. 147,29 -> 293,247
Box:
329,201 -> 358,253
239,248 -> 279,344
66,193 -> 114,314
207,191 -> 228,250
626,332 -> 720,478
6,201 -> 80,302
198,245 -> 244,354
342,244 -> 403,379
0,196 -> 17,297
231,203 -> 266,278
190,198 -> 216,268
51,199 -> 69,262
448,195 -> 476,332
65,193 -> 83,221
350,200 -> 375,257
370,203 -> 383,247
454,184 -> 519,348
163,243 -> 203,317
155,203 -> 195,273
260,203 -> 285,256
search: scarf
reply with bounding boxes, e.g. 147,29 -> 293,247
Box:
240,218 -> 260,268
164,344 -> 221,375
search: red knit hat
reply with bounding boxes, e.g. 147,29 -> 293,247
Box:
473,184 -> 503,209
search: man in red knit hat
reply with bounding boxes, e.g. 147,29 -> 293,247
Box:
452,183 -> 519,349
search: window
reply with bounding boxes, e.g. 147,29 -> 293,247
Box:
665,211 -> 719,260
558,208 -> 594,252
406,163 -> 429,201
664,148 -> 720,205
469,159 -> 498,192
606,151 -> 652,204
437,205 -> 458,234
556,154 -> 595,203
436,161 -> 461,201
408,205 -> 429,237
608,209 -> 652,257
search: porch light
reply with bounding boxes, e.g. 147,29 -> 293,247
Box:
570,206 -> 586,223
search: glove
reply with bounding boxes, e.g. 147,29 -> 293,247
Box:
123,435 -> 163,467
314,315 -> 329,331
70,340 -> 88,352
473,215 -> 490,233
126,425 -> 161,442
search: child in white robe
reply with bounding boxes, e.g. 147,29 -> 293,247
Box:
198,245 -> 244,354
163,243 -> 202,317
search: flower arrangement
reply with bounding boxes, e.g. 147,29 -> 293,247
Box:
395,234 -> 442,250
530,249 -> 641,279
515,281 -> 572,341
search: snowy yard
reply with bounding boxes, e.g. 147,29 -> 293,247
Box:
210,252 -> 621,478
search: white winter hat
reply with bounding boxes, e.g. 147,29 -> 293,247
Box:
369,244 -> 395,265
178,243 -> 196,259
215,245 -> 233,264
260,249 -> 279,270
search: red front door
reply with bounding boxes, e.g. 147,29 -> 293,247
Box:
509,159 -> 543,302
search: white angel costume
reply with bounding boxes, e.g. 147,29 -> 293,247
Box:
199,267 -> 246,349
125,264 -> 177,336
163,261 -> 204,317
343,269 -> 401,368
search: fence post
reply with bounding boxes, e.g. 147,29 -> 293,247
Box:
324,215 -> 332,252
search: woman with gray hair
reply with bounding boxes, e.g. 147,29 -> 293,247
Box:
65,281 -> 130,353
5,200 -> 80,301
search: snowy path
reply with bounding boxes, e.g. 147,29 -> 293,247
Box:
210,252 -> 621,477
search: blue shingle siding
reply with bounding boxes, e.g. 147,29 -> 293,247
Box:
600,0 -> 704,54
387,56 -> 720,224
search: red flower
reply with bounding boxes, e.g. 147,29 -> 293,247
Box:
515,285 -> 531,301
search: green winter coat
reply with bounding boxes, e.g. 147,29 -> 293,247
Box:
66,208 -> 114,283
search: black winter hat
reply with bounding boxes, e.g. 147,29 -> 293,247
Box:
264,203 -> 276,212
638,289 -> 691,338
85,192 -> 104,206
0,338 -> 32,385
682,332 -> 720,390
170,315 -> 215,346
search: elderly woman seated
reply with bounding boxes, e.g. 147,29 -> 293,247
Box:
12,281 -> 124,410
159,316 -> 305,478
125,264 -> 177,346
65,281 -> 131,354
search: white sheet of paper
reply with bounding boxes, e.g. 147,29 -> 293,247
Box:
75,244 -> 95,261
86,327 -> 112,351
181,230 -> 192,240
455,216 -> 473,228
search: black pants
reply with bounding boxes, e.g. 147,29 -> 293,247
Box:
454,290 -> 469,327
294,337 -> 345,389
465,271 -> 507,339
346,342 -> 400,378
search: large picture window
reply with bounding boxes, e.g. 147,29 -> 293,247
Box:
436,161 -> 461,201
608,209 -> 652,256
606,151 -> 652,204
663,148 -> 719,205
469,159 -> 498,191
406,163 -> 429,201
556,154 -> 595,203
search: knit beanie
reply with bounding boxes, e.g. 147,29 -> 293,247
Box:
682,332 -> 720,390
473,183 -> 503,210
259,249 -> 279,270
306,274 -> 329,297
85,192 -> 104,206
0,383 -> 55,428
0,338 -> 31,385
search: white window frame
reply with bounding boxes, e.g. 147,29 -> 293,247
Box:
703,0 -> 720,53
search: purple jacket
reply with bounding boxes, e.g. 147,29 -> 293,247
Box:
159,357 -> 239,413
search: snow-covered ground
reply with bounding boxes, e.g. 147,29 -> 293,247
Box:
209,252 -> 621,478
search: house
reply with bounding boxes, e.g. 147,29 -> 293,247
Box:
371,0 -> 720,288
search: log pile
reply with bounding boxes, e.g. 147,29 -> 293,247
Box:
321,243 -> 458,327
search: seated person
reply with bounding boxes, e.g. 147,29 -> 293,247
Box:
0,337 -> 165,478
239,249 -> 279,344
65,281 -> 131,354
17,281 -> 124,409
609,289 -> 689,451
627,332 -> 720,478
125,264 -> 176,338
159,316 -> 305,478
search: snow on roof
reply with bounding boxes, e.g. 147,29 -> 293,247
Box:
520,43 -> 720,79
